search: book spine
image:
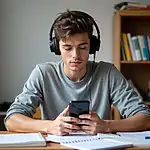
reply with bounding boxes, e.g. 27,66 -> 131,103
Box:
131,36 -> 142,61
143,35 -> 150,60
121,45 -> 126,60
137,35 -> 147,60
120,36 -> 127,60
122,33 -> 132,61
147,36 -> 150,54
127,33 -> 136,61
127,2 -> 148,8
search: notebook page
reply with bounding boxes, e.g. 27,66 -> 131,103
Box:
46,132 -> 97,143
61,137 -> 133,150
117,131 -> 150,139
97,133 -> 121,138
0,133 -> 45,144
114,131 -> 150,146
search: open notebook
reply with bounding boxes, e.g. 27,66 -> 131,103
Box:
61,136 -> 133,150
0,133 -> 46,148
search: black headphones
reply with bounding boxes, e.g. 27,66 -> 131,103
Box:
49,11 -> 101,55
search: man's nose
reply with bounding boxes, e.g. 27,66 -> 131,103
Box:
72,48 -> 80,58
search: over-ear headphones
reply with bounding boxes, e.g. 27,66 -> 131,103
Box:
49,10 -> 101,55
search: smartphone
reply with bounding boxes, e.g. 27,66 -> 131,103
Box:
69,100 -> 90,118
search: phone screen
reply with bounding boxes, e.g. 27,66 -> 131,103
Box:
69,100 -> 90,118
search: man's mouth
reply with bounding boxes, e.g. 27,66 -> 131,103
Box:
70,61 -> 82,66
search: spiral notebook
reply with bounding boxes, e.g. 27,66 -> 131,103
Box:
61,136 -> 133,150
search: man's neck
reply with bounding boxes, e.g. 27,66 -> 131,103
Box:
64,66 -> 87,82
66,72 -> 86,82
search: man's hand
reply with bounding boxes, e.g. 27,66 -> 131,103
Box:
78,110 -> 110,134
47,106 -> 81,135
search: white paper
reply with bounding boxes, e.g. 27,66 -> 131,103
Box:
117,131 -> 150,139
46,132 -> 97,143
115,131 -> 150,146
61,137 -> 133,150
0,133 -> 46,147
97,133 -> 121,138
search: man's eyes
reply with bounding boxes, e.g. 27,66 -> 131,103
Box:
64,48 -> 72,51
80,47 -> 87,50
64,47 -> 87,51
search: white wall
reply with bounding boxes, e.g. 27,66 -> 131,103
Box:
0,0 -> 150,102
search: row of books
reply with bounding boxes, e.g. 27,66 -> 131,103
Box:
114,2 -> 150,11
121,33 -> 150,61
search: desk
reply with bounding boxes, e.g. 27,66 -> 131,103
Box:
0,132 -> 150,150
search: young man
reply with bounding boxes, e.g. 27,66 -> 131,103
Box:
5,10 -> 150,135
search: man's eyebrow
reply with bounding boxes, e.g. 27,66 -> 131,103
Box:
78,42 -> 88,46
62,42 -> 88,47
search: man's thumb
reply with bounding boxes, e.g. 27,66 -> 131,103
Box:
60,105 -> 69,116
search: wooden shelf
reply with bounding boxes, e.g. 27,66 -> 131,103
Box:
113,10 -> 150,120
118,10 -> 150,16
120,61 -> 150,64
33,107 -> 41,119
144,102 -> 150,105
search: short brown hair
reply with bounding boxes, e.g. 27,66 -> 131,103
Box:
53,10 -> 94,41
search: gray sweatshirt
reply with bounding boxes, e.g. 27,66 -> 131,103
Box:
5,61 -> 150,123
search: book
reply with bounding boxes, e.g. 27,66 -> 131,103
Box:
147,36 -> 150,54
143,35 -> 150,60
61,136 -> 133,150
131,36 -> 142,61
127,33 -> 136,61
114,2 -> 150,10
121,44 -> 127,60
0,133 -> 46,148
122,33 -> 132,61
120,34 -> 127,60
137,35 -> 147,60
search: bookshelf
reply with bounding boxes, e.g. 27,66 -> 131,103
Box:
33,107 -> 41,119
113,10 -> 150,120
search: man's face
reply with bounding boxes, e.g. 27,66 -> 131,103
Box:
59,32 -> 90,73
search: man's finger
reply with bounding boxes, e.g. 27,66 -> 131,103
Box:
63,116 -> 81,123
89,110 -> 96,115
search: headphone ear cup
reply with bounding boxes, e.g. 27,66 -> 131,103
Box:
90,35 -> 100,54
49,37 -> 61,55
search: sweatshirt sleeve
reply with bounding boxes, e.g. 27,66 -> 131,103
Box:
4,65 -> 44,123
109,64 -> 150,118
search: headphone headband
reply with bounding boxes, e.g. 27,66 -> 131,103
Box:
49,10 -> 101,55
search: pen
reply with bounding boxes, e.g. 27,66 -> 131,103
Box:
145,136 -> 150,139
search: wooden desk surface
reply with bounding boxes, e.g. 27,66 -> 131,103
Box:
0,131 -> 150,150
